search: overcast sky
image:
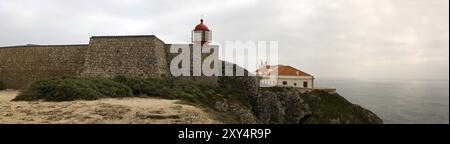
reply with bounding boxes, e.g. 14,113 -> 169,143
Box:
0,0 -> 448,80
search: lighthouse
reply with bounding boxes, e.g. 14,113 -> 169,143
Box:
192,19 -> 212,46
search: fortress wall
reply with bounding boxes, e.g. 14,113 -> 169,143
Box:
0,45 -> 87,89
165,44 -> 218,85
0,35 -> 220,89
81,36 -> 169,78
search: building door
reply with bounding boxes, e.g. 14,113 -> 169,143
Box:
303,81 -> 308,88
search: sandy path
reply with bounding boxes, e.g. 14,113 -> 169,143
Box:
0,90 -> 220,124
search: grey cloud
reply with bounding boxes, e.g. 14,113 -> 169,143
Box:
0,0 -> 448,80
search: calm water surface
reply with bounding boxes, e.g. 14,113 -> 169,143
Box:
315,79 -> 449,124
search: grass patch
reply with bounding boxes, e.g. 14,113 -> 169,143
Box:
90,77 -> 133,98
299,90 -> 370,123
13,76 -> 250,110
13,76 -> 132,101
13,76 -> 251,123
112,76 -> 248,108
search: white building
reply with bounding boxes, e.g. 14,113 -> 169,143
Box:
256,65 -> 314,88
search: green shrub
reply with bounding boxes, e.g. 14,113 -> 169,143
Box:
113,76 -> 204,102
299,90 -> 375,123
13,75 -> 251,113
90,77 -> 133,98
112,75 -> 146,95
112,76 -> 249,108
13,76 -> 132,101
13,76 -> 101,101
12,75 -> 254,123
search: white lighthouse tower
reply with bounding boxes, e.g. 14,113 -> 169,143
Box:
192,19 -> 212,46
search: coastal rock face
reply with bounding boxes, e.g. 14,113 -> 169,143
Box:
260,88 -> 383,124
3,59 -> 383,124
218,74 -> 310,124
213,100 -> 258,124
217,66 -> 383,124
257,89 -> 311,124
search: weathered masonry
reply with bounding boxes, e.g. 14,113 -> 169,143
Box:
0,35 -> 171,89
0,19 -> 217,89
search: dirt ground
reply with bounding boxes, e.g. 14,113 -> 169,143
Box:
0,90 -> 219,124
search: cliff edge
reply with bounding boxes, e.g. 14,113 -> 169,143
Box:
216,71 -> 383,124
7,65 -> 383,124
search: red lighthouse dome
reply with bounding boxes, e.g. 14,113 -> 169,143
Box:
192,19 -> 212,45
194,19 -> 210,31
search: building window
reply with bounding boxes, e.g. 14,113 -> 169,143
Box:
303,82 -> 308,88
294,83 -> 297,86
282,81 -> 287,85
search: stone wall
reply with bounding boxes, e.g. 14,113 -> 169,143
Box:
0,35 -> 221,89
81,35 -> 169,78
165,44 -> 218,85
0,45 -> 87,89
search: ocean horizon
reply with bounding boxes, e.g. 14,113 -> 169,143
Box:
316,78 -> 449,124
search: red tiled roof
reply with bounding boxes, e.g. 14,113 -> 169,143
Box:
256,65 -> 312,76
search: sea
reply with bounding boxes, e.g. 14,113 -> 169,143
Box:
315,78 -> 449,124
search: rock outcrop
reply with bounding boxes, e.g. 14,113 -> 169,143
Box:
216,62 -> 383,124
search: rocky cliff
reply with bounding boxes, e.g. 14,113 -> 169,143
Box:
8,61 -> 383,124
215,64 -> 383,124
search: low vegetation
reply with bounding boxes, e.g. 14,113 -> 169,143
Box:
114,76 -> 249,107
13,76 -> 132,101
11,75 -> 382,124
13,76 -> 249,111
299,90 -> 380,124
